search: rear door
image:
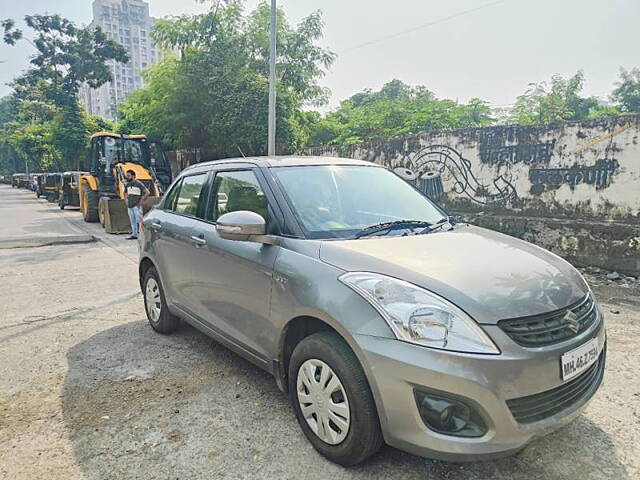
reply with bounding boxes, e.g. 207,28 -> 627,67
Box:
150,171 -> 211,309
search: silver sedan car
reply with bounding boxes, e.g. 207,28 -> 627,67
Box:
138,156 -> 605,466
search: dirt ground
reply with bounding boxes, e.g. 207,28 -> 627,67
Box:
0,185 -> 639,480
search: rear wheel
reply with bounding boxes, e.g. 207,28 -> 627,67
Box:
288,331 -> 382,466
81,184 -> 99,222
143,267 -> 180,334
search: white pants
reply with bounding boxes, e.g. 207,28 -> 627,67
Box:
128,205 -> 143,237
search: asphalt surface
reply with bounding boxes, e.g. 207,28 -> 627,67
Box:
0,184 -> 638,480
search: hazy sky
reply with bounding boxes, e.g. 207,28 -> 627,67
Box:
1,0 -> 638,110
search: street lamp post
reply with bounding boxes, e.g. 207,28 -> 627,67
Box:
268,0 -> 277,156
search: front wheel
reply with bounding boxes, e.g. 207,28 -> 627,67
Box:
81,185 -> 99,222
288,331 -> 382,466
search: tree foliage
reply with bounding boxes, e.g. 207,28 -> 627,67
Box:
307,79 -> 493,146
507,71 -> 619,125
611,67 -> 640,113
0,15 -> 127,172
119,1 -> 335,157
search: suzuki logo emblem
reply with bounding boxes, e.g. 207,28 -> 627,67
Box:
564,311 -> 581,334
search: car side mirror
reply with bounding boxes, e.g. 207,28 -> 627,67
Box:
216,211 -> 275,244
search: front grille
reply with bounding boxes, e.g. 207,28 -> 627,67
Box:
506,348 -> 605,424
498,294 -> 598,347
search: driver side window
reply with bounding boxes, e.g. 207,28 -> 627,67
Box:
207,170 -> 269,223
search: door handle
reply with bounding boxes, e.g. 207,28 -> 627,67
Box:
191,235 -> 207,246
150,222 -> 162,231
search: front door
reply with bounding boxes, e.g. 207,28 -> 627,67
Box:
190,169 -> 280,365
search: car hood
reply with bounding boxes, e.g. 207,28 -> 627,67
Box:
319,225 -> 588,324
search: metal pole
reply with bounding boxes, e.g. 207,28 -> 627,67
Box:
268,0 -> 277,156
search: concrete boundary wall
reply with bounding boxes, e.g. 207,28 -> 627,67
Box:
304,115 -> 640,275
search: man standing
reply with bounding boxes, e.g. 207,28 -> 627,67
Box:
124,169 -> 149,240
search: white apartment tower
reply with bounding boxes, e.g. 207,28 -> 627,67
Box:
80,0 -> 162,120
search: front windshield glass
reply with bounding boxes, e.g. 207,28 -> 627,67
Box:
273,165 -> 446,239
101,137 -> 145,164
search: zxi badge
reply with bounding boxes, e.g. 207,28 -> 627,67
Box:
564,310 -> 581,334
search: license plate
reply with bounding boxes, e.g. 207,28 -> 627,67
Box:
561,337 -> 599,381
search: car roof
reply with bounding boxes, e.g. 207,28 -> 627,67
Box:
186,155 -> 376,172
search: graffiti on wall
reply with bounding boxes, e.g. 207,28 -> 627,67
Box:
399,145 -> 517,206
529,159 -> 619,194
479,130 -> 555,167
397,144 -> 619,206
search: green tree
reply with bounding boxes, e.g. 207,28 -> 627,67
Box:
611,67 -> 640,113
2,14 -> 128,171
308,80 -> 493,146
508,72 -> 618,125
119,1 -> 335,157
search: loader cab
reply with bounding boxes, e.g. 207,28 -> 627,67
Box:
90,133 -> 149,193
89,133 -> 172,195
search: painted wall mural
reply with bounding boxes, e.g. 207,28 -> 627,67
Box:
398,145 -> 517,206
479,129 -> 555,167
529,159 -> 619,194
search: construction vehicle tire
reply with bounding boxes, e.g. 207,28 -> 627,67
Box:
82,186 -> 99,223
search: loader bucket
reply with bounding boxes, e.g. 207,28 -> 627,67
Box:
99,197 -> 131,234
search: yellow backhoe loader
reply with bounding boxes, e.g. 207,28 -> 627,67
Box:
79,132 -> 171,233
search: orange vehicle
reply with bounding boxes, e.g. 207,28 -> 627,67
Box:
79,132 -> 171,233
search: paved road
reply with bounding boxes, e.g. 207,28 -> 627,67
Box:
0,184 -> 639,479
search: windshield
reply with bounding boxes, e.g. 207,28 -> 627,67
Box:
273,165 -> 447,239
101,137 -> 146,165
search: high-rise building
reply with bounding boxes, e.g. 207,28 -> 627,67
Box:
80,0 -> 162,120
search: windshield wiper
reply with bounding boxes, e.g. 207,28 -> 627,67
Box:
353,220 -> 433,239
418,216 -> 455,235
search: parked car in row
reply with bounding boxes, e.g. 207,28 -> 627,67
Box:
138,156 -> 605,466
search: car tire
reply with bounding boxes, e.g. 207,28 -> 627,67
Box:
288,331 -> 383,466
143,267 -> 180,334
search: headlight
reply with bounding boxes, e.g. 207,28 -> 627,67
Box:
339,272 -> 499,354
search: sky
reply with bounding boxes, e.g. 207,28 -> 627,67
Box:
1,0 -> 639,111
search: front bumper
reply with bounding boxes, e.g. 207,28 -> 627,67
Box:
354,314 -> 606,462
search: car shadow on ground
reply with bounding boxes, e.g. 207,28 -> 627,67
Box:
61,320 -> 630,480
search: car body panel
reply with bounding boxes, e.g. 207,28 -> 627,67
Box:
319,224 -> 589,323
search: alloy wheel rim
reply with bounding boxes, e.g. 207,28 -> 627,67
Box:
145,277 -> 162,323
296,359 -> 350,445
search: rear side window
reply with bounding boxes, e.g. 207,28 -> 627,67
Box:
162,179 -> 181,211
174,173 -> 207,216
